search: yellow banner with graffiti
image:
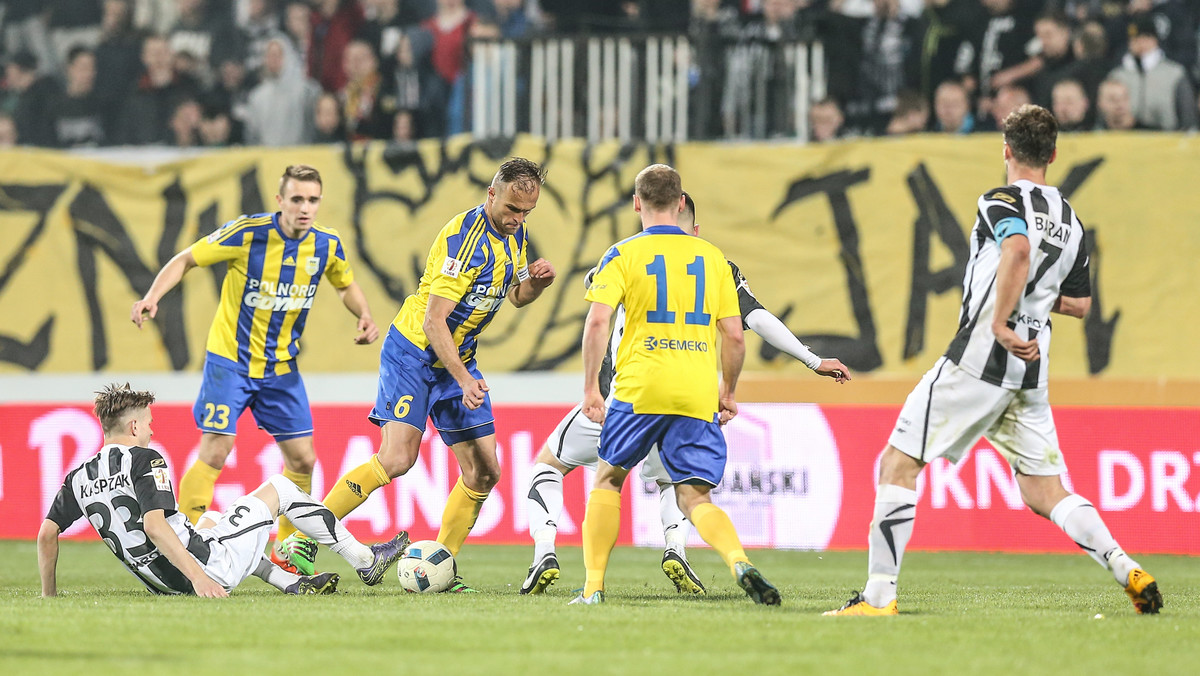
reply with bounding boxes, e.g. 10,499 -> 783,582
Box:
1,133 -> 1196,378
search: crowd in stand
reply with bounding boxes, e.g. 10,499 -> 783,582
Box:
0,0 -> 1196,149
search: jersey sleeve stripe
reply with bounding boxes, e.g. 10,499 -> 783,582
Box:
211,215 -> 271,245
451,212 -> 486,264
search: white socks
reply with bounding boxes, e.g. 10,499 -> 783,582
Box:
1049,493 -> 1138,586
863,484 -> 917,607
266,475 -> 373,569
658,484 -> 690,556
253,555 -> 301,590
527,463 -> 564,560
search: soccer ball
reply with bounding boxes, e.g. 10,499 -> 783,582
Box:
397,540 -> 457,593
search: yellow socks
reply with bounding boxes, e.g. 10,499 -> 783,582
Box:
274,468 -> 313,542
437,477 -> 490,557
690,502 -> 751,576
581,488 -> 622,597
178,459 -> 221,524
323,455 -> 391,519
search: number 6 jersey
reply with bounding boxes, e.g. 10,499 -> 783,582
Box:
45,445 -> 211,594
945,179 -> 1091,390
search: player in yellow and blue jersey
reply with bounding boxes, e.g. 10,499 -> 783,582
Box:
285,158 -> 556,591
131,165 -> 379,572
570,164 -> 780,606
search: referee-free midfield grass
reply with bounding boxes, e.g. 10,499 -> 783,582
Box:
1,542 -> 1196,676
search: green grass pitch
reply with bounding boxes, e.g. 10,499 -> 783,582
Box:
2,541 -> 1196,675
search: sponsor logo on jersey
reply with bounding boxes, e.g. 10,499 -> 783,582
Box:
150,458 -> 166,467
441,256 -> 463,278
79,474 -> 132,497
243,278 -> 319,311
152,467 -> 171,491
464,283 -> 510,312
642,337 -> 709,352
1012,312 -> 1044,329
283,256 -> 296,266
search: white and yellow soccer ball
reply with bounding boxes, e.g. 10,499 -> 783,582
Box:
397,540 -> 457,593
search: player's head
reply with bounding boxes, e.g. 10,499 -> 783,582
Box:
487,157 -> 544,236
633,164 -> 684,222
276,164 -> 323,233
1002,104 -> 1057,170
94,383 -> 156,445
679,191 -> 699,236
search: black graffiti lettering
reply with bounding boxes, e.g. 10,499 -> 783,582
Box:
0,184 -> 66,369
1082,228 -> 1119,374
768,168 -> 882,371
903,163 -> 969,359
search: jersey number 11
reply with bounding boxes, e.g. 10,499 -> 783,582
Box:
645,255 -> 712,326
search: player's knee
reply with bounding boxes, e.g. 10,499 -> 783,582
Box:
877,445 -> 922,488
466,463 -> 502,491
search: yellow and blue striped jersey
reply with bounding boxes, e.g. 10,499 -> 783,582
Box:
586,225 -> 739,420
189,212 -> 354,378
392,204 -> 529,366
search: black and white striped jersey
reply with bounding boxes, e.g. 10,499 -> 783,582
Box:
944,180 -> 1091,389
46,444 -> 211,595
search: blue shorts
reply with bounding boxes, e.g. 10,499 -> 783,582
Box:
598,399 -> 727,486
368,328 -> 495,446
193,355 -> 313,440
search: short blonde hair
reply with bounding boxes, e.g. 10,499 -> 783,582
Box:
94,383 -> 156,434
279,164 -> 322,195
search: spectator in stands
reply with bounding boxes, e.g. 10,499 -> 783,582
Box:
240,0 -> 282,75
391,108 -> 416,143
2,51 -> 59,147
168,97 -> 202,146
339,39 -> 396,140
0,112 -> 17,147
1094,78 -> 1146,130
1120,1 -> 1197,72
169,0 -> 241,74
95,0 -> 146,134
360,0 -> 430,58
53,47 -> 109,148
885,89 -> 929,134
539,0 -> 628,33
118,35 -> 200,145
689,0 -> 741,139
284,1 -> 313,68
312,90 -> 346,141
1028,12 -> 1076,109
173,49 -> 208,88
206,55 -> 252,144
933,78 -> 973,133
493,0 -> 535,38
829,0 -> 922,136
723,0 -> 800,137
976,83 -> 1030,132
1108,13 -> 1197,130
3,1 -> 58,78
48,1 -> 105,74
809,98 -> 845,143
913,0 -> 985,111
639,0 -> 690,33
199,103 -> 233,145
245,37 -> 321,145
309,0 -> 365,92
1065,20 -> 1110,105
964,0 -> 1038,122
421,0 -> 476,136
1052,78 -> 1091,132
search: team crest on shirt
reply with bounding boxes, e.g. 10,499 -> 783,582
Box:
306,257 -> 320,275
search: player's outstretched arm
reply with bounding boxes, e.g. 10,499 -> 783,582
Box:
142,509 -> 228,598
716,315 -> 746,425
131,249 -> 199,328
37,520 -> 61,597
581,301 -> 614,423
992,235 -> 1039,362
508,258 -> 556,307
1051,294 -> 1091,318
743,308 -> 851,383
336,281 -> 379,344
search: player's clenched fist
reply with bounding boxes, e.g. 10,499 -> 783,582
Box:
528,258 -> 556,289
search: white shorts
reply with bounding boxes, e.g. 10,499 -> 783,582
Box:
196,496 -> 275,590
545,403 -> 672,483
888,357 -> 1066,476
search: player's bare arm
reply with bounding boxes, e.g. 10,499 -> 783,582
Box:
508,258 -> 557,307
142,509 -> 228,598
581,301 -> 614,423
991,234 -> 1039,363
131,249 -> 199,327
335,281 -> 379,344
423,294 -> 488,410
743,308 -> 851,383
1052,294 -> 1091,318
36,519 -> 61,597
716,315 -> 746,425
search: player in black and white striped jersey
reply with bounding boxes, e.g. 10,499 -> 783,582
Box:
37,383 -> 409,597
518,192 -> 852,596
825,104 -> 1162,617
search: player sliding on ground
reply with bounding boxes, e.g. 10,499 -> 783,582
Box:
520,191 -> 851,595
570,164 -> 780,606
824,104 -> 1162,616
37,383 -> 408,598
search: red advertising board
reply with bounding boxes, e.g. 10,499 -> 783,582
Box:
2,403 -> 1198,554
